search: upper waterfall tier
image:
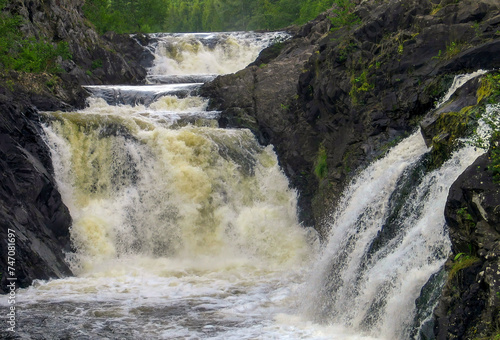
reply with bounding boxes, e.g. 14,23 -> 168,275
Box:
144,31 -> 289,83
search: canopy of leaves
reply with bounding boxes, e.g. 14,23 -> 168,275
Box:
83,0 -> 335,34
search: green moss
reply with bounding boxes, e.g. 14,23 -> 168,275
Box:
478,72 -> 500,104
430,105 -> 479,167
314,145 -> 328,179
477,79 -> 493,104
398,43 -> 404,55
474,72 -> 500,182
91,59 -> 103,70
430,4 -> 442,15
448,255 -> 480,280
445,41 -> 465,59
336,40 -> 357,63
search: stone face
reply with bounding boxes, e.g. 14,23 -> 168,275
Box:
0,100 -> 72,293
437,153 -> 500,339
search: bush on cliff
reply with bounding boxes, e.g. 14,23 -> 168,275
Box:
0,0 -> 72,75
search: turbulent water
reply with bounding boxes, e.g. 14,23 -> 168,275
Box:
301,70 -> 489,339
0,33 -> 490,339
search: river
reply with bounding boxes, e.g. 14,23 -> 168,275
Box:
0,32 -> 489,340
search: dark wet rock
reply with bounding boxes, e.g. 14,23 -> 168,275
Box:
419,76 -> 484,167
435,152 -> 500,339
0,99 -> 72,293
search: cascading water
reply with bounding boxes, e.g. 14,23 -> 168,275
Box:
145,32 -> 289,84
301,70 -> 491,339
0,31 -> 491,339
4,32 -> 321,339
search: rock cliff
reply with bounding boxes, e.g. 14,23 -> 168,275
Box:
435,151 -> 500,339
0,98 -> 72,293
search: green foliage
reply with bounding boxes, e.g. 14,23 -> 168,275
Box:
0,1 -> 72,74
91,59 -> 103,70
474,72 -> 500,182
449,252 -> 480,280
349,70 -> 373,104
430,105 -> 480,167
457,207 -> 474,222
83,0 -> 336,34
83,0 -> 171,34
430,4 -> 442,15
329,0 -> 360,31
314,145 -> 328,179
432,41 -> 466,61
336,40 -> 356,63
445,41 -> 464,58
432,49 -> 442,60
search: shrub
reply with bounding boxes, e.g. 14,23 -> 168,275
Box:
0,1 -> 72,74
314,145 -> 328,179
330,0 -> 361,31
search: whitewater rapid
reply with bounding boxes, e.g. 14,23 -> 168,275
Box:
0,32 -> 490,340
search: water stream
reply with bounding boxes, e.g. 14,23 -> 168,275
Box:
0,32 -> 490,339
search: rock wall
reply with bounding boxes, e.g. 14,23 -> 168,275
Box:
435,151 -> 500,339
0,99 -> 72,293
9,0 -> 148,89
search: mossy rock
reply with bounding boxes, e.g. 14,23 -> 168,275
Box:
430,105 -> 478,167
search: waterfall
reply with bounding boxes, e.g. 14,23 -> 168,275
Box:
145,31 -> 289,84
300,72 -> 489,339
42,32 -> 309,275
5,32 -> 320,339
0,30 -> 490,339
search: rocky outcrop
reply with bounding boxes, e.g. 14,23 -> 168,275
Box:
416,70 -> 500,338
201,0 -> 500,238
0,97 -> 72,293
201,13 -> 333,229
9,0 -> 148,90
434,151 -> 500,339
